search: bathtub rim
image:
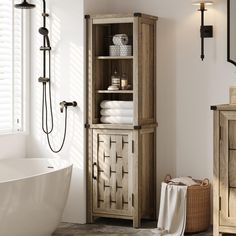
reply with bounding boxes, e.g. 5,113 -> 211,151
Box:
0,157 -> 73,184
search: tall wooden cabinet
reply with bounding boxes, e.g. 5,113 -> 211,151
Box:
212,105 -> 236,235
86,13 -> 158,228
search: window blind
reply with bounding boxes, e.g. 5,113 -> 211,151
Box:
0,0 -> 23,133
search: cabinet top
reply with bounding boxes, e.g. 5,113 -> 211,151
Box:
85,13 -> 158,21
211,104 -> 236,111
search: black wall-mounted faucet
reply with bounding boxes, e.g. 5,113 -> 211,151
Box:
60,101 -> 77,113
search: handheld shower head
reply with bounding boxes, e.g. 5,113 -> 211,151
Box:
39,27 -> 51,48
15,0 -> 35,9
39,27 -> 49,36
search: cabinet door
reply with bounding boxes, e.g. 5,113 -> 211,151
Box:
92,129 -> 133,217
220,111 -> 236,226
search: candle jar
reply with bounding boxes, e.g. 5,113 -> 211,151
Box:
111,69 -> 121,89
121,73 -> 128,90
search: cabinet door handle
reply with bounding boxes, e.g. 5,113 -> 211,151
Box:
92,162 -> 97,180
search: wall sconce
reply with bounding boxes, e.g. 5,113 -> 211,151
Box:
193,0 -> 213,61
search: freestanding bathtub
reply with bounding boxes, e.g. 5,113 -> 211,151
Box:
0,158 -> 73,236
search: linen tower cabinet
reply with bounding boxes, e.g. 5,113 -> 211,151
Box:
86,13 -> 158,228
212,105 -> 236,235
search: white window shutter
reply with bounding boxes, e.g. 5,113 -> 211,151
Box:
0,0 -> 23,133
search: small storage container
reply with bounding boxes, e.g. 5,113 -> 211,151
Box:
165,176 -> 210,233
185,178 -> 210,233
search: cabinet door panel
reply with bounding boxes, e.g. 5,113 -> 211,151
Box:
220,111 -> 236,226
229,188 -> 236,218
92,129 -> 133,216
229,150 -> 236,188
229,120 -> 236,149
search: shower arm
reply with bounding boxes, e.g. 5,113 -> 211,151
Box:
42,0 -> 46,27
40,0 -> 48,79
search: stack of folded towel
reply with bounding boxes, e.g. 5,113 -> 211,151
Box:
100,100 -> 133,124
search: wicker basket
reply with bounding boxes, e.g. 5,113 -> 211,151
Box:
165,176 -> 210,234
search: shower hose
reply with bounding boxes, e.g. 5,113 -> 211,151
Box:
41,50 -> 68,153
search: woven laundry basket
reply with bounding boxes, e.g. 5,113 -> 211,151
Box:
165,176 -> 210,233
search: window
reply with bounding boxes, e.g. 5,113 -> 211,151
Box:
0,0 -> 23,133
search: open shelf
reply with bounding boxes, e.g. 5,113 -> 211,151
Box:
97,90 -> 133,94
97,56 -> 133,60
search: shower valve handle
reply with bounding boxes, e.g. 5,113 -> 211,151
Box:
60,101 -> 77,113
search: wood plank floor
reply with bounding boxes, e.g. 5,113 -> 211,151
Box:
53,219 -> 213,236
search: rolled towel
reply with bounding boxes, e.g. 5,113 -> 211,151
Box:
112,34 -> 129,46
100,100 -> 133,109
100,109 -> 133,117
169,176 -> 199,187
101,116 -> 133,124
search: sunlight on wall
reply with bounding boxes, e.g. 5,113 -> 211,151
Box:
27,0 -> 85,223
68,42 -> 84,170
31,0 -> 47,150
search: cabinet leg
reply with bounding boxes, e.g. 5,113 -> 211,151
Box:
86,213 -> 94,224
213,232 -> 222,236
133,217 -> 141,228
213,225 -> 220,236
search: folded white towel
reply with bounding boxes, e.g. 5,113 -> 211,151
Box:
100,116 -> 133,124
100,109 -> 133,117
100,100 -> 133,109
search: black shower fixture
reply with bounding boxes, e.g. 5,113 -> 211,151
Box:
39,27 -> 51,48
38,26 -> 49,36
15,0 -> 77,153
15,0 -> 35,9
193,1 -> 214,61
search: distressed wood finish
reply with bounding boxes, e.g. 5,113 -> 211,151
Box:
92,130 -> 133,217
132,15 -> 139,126
139,18 -> 156,125
212,104 -> 236,111
140,128 -> 156,219
229,150 -> 236,188
213,110 -> 220,236
219,111 -> 229,227
86,13 -> 158,228
87,128 -> 94,223
88,13 -> 158,21
213,105 -> 236,235
219,112 -> 236,227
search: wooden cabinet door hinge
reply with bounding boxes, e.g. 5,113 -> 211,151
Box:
132,140 -> 134,153
219,196 -> 221,211
132,193 -> 134,207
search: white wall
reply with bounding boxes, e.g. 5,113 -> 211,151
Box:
27,0 -> 85,223
84,0 -> 111,14
229,1 -> 236,62
0,135 -> 26,159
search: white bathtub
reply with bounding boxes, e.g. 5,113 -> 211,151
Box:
0,158 -> 73,236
